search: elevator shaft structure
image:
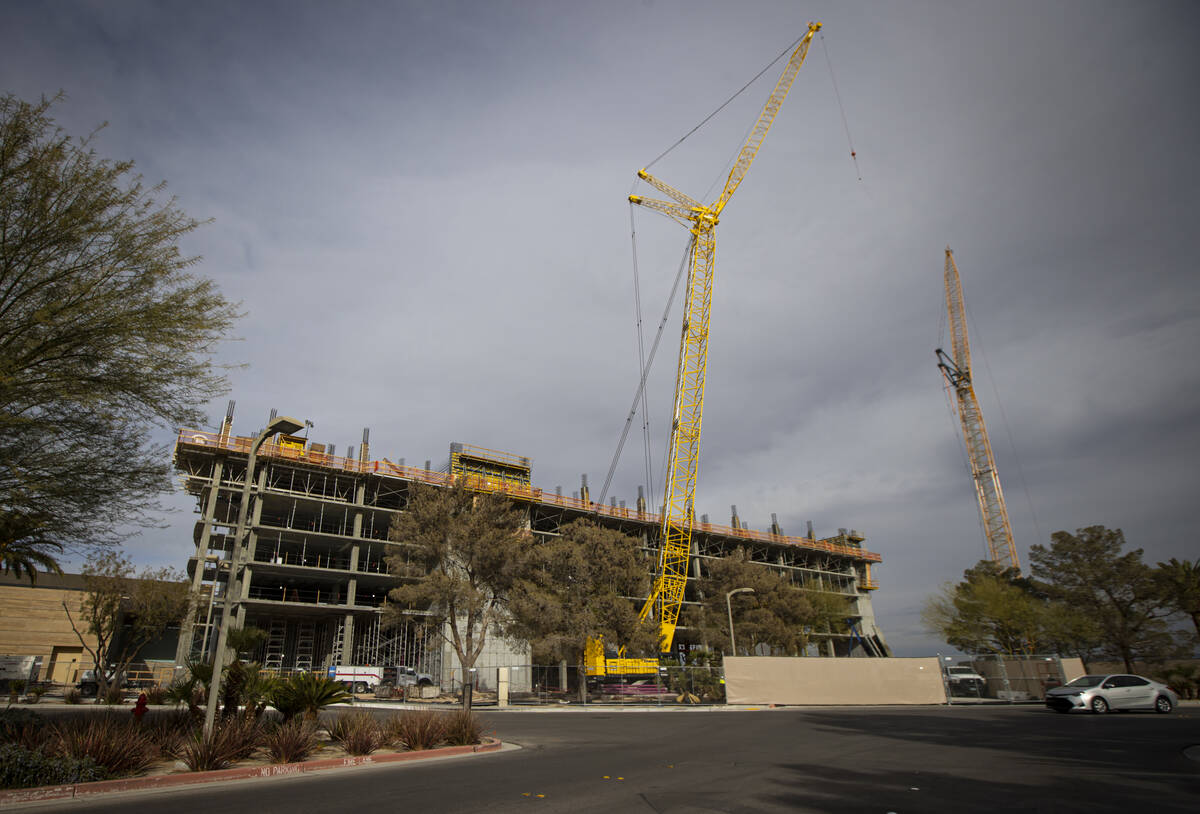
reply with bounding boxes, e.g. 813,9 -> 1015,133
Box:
936,248 -> 1020,573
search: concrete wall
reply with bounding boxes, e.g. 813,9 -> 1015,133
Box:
724,656 -> 946,705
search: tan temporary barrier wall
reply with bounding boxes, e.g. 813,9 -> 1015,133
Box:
1060,658 -> 1085,682
724,657 -> 947,705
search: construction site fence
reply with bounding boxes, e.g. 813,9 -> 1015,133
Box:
178,429 -> 881,562
943,654 -> 1087,703
440,664 -> 727,706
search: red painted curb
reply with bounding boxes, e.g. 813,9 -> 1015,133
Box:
0,738 -> 501,805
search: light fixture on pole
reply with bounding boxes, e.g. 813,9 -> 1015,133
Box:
725,587 -> 755,656
203,415 -> 305,736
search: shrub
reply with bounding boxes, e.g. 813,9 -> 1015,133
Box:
0,743 -> 108,789
0,709 -> 52,752
271,673 -> 349,722
261,718 -> 320,764
27,686 -> 48,704
54,714 -> 158,776
100,684 -> 124,705
384,710 -> 444,752
178,716 -> 262,772
7,680 -> 24,703
143,685 -> 169,705
441,710 -> 483,746
63,689 -> 82,705
324,711 -> 382,756
141,710 -> 193,759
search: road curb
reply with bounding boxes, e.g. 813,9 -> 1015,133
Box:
0,737 -> 501,806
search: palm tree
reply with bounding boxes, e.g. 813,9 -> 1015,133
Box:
1157,558 -> 1200,638
0,513 -> 63,584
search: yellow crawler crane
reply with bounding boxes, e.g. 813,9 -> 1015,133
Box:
936,248 -> 1021,573
629,22 -> 824,654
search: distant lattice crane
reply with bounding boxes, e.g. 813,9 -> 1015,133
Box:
936,248 -> 1020,573
630,22 -> 823,652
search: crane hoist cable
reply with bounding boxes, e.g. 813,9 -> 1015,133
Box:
597,231 -> 695,508
630,22 -> 824,653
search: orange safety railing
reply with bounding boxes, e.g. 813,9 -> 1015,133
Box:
177,429 -> 882,563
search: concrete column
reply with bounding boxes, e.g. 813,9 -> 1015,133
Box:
341,615 -> 355,664
497,666 -> 510,708
559,660 -> 568,692
235,466 -> 267,627
175,457 -> 225,666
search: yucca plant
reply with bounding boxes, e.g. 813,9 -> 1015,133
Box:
441,710 -> 484,746
271,673 -> 349,722
143,684 -> 168,705
324,711 -> 382,756
54,714 -> 158,776
140,710 -> 193,759
178,716 -> 262,771
0,709 -> 52,753
384,710 -> 445,752
261,718 -> 320,764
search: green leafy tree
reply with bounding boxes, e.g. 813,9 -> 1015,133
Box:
1156,557 -> 1200,641
689,548 -> 848,656
507,520 -> 660,702
922,560 -> 1054,655
1030,526 -> 1179,671
62,550 -> 189,697
385,481 -> 529,710
0,93 -> 239,576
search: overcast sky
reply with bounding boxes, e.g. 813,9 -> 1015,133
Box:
4,0 -> 1198,656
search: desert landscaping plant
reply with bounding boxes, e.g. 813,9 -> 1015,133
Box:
261,718 -> 320,764
143,684 -> 168,705
62,688 -> 81,705
0,743 -> 108,790
324,710 -> 383,756
54,714 -> 158,776
178,716 -> 262,771
271,672 -> 349,722
384,710 -> 445,751
441,710 -> 484,746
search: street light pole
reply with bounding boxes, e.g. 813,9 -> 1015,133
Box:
203,416 -> 304,737
725,587 -> 755,656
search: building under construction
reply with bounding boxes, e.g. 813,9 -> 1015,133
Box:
172,408 -> 889,690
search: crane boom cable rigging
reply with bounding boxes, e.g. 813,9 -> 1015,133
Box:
642,32 -> 808,173
598,232 -> 696,508
630,22 -> 823,652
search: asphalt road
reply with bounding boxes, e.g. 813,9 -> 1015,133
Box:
15,705 -> 1200,813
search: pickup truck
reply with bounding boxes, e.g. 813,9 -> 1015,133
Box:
327,665 -> 434,694
944,665 -> 988,696
76,669 -> 124,698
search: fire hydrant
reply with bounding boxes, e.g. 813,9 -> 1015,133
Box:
131,692 -> 148,722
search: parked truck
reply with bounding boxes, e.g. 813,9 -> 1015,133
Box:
327,665 -> 434,694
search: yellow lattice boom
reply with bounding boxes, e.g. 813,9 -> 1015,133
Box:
936,248 -> 1020,573
630,22 -> 822,653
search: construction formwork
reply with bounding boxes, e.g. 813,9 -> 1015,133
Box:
172,412 -> 889,682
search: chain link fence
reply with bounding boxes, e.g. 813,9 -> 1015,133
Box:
942,655 -> 1076,703
436,664 -> 727,706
